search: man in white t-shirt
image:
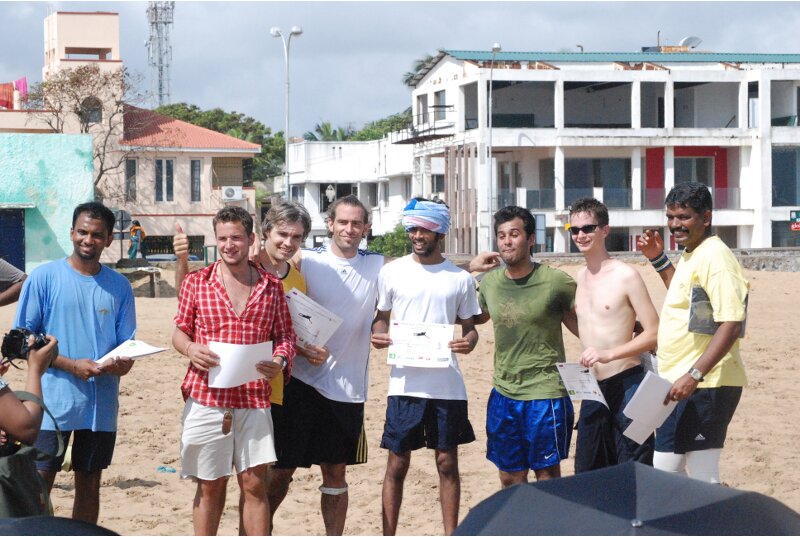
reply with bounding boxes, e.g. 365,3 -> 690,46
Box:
269,195 -> 385,536
371,198 -> 481,536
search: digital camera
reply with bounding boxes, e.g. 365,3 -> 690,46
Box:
1,327 -> 48,363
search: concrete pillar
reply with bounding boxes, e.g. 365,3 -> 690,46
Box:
738,80 -> 749,129
664,146 -> 675,194
754,74 -> 773,247
554,146 -> 565,211
664,80 -> 675,129
631,147 -> 642,210
631,80 -> 642,130
554,79 -> 564,130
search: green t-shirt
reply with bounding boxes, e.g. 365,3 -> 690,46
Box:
478,263 -> 576,400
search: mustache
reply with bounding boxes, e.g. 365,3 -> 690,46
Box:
670,227 -> 689,234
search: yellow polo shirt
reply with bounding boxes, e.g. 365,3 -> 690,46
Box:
657,236 -> 748,387
270,262 -> 306,405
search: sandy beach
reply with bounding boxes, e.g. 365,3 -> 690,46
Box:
1,261 -> 798,535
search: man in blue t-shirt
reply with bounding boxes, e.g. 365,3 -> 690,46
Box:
15,202 -> 136,524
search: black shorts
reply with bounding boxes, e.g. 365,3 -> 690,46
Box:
656,386 -> 742,454
34,430 -> 117,473
575,366 -> 654,473
381,396 -> 475,453
276,378 -> 367,468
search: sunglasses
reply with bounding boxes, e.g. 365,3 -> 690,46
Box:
569,224 -> 599,236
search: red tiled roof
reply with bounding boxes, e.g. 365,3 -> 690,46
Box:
121,105 -> 261,152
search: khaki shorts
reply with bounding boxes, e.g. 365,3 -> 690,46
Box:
180,398 -> 276,480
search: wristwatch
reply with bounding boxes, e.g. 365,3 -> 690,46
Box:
275,356 -> 287,370
688,367 -> 705,382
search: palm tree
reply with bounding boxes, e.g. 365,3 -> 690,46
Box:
402,49 -> 443,86
303,121 -> 355,141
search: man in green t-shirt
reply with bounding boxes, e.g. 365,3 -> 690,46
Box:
470,206 -> 578,488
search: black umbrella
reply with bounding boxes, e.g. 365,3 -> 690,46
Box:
455,462 -> 800,535
0,516 -> 117,536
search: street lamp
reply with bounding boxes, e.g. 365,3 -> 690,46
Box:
488,43 -> 501,216
271,25 -> 303,201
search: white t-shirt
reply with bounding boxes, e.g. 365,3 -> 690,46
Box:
295,245 -> 384,403
377,255 -> 481,400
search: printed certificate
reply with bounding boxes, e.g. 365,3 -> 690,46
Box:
208,341 -> 273,389
622,371 -> 678,444
387,320 -> 454,368
285,289 -> 343,347
96,339 -> 166,365
556,363 -> 608,408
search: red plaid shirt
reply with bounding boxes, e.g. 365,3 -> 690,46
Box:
175,261 -> 296,408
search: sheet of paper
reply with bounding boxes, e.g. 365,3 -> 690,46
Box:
207,341 -> 272,389
284,289 -> 343,347
639,351 -> 659,375
96,339 -> 166,365
622,371 -> 678,444
556,363 -> 608,408
387,320 -> 454,368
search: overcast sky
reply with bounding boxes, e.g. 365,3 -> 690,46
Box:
2,1 -> 800,137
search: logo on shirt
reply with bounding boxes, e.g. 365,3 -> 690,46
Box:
495,299 -> 523,329
98,308 -> 110,315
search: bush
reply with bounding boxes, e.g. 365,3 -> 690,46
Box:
369,224 -> 410,257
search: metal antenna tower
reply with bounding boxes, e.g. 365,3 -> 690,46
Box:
146,1 -> 175,107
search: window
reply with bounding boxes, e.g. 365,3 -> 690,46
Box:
155,159 -> 174,202
772,148 -> 800,206
125,159 -> 137,202
243,158 -> 254,187
417,94 -> 429,125
320,183 -> 357,213
80,97 -> 102,124
365,184 -> 377,208
190,160 -> 201,202
380,183 -> 389,206
434,90 -> 446,121
432,174 -> 445,194
290,185 -> 304,204
675,157 -> 713,186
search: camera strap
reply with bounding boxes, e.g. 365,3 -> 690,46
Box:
11,391 -> 64,460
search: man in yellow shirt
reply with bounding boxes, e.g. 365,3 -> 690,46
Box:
638,182 -> 748,483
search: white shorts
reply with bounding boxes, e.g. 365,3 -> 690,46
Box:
180,398 -> 276,481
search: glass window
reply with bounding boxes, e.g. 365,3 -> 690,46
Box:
434,90 -> 446,121
125,159 -> 137,202
80,97 -> 102,124
155,159 -> 174,202
191,160 -> 201,202
432,174 -> 445,194
417,94 -> 429,125
772,148 -> 800,206
320,183 -> 357,213
675,157 -> 713,186
365,183 -> 377,208
290,185 -> 304,204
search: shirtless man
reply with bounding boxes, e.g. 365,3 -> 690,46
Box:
568,197 -> 659,472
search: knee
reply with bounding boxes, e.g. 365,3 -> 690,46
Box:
435,451 -> 459,478
321,464 -> 347,488
240,470 -> 267,497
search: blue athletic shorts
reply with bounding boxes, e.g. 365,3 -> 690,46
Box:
486,389 -> 574,472
656,386 -> 742,454
381,396 -> 475,453
35,430 -> 116,473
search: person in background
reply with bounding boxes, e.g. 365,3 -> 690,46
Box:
128,220 -> 146,260
0,258 -> 26,306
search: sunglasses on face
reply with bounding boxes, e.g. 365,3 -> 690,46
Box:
569,224 -> 599,236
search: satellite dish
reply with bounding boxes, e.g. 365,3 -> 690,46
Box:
679,36 -> 703,49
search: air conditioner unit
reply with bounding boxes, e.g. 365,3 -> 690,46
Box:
222,186 -> 243,201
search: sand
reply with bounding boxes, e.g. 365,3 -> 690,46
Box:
1,262 -> 799,535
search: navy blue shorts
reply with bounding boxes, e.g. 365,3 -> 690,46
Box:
381,396 -> 475,453
35,430 -> 116,473
656,386 -> 742,454
486,390 -> 574,472
575,365 -> 654,473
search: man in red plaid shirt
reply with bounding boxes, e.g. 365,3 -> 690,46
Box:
172,206 -> 296,536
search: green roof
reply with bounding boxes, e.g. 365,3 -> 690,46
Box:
445,50 -> 800,64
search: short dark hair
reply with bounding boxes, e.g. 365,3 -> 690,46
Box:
213,206 -> 254,236
72,202 -> 115,235
493,206 -> 535,237
327,195 -> 369,225
264,201 -> 312,240
665,182 -> 712,214
569,197 -> 609,227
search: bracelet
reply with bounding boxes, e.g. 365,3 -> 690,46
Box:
185,342 -> 194,357
648,251 -> 672,273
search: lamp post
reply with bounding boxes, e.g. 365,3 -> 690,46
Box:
271,25 -> 303,200
488,43 -> 501,217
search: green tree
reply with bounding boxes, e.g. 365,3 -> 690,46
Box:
402,50 -> 443,86
154,102 -> 284,181
369,224 -> 410,257
303,121 -> 355,141
351,108 -> 412,141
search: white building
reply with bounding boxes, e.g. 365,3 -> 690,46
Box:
284,137 -> 421,246
399,47 -> 800,254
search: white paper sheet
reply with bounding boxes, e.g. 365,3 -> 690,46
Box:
639,351 -> 659,375
387,320 -> 454,368
96,339 -> 166,365
207,341 -> 272,389
622,371 -> 678,444
556,363 -> 608,408
284,289 -> 343,347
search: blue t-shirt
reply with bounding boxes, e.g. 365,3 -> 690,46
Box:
14,258 -> 136,432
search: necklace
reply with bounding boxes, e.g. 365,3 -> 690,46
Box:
219,264 -> 255,314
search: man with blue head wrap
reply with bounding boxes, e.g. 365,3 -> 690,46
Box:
371,197 -> 481,535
